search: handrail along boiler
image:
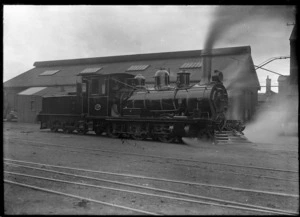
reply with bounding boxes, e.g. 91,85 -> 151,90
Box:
38,53 -> 245,143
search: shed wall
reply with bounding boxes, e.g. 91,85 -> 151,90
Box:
17,95 -> 43,123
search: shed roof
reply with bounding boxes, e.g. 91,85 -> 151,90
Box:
277,75 -> 290,82
258,91 -> 278,103
17,86 -> 76,97
18,87 -> 47,95
4,46 -> 260,90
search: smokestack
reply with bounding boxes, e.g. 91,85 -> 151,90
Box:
201,50 -> 212,84
266,76 -> 271,93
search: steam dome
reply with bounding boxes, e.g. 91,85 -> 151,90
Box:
154,69 -> 170,90
134,74 -> 146,89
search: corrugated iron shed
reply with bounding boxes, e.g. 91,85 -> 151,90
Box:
4,46 -> 260,91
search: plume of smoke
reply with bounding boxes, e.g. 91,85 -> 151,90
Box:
222,58 -> 254,120
204,6 -> 295,121
203,6 -> 295,50
244,94 -> 298,144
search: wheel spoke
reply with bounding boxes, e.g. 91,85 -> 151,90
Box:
131,134 -> 146,140
51,121 -> 60,132
157,134 -> 174,143
129,123 -> 147,140
95,128 -> 103,136
106,124 -> 120,138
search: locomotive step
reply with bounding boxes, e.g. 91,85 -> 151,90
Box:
214,130 -> 251,144
215,140 -> 252,144
215,137 -> 229,139
228,137 -> 248,140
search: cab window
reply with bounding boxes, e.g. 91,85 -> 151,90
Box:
91,79 -> 99,94
100,80 -> 106,94
91,79 -> 106,95
82,82 -> 87,93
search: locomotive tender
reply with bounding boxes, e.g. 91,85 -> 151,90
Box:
38,54 -> 245,143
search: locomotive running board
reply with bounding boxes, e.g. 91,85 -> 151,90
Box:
214,130 -> 252,144
105,117 -> 209,124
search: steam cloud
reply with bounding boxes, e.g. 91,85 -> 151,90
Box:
201,5 -> 298,146
182,137 -> 212,147
244,94 -> 298,144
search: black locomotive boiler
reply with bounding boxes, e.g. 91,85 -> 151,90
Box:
38,55 -> 245,143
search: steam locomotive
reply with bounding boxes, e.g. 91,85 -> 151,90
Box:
38,55 -> 245,143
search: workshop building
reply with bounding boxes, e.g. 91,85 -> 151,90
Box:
4,46 -> 260,123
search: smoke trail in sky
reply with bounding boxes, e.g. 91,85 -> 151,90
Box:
203,5 -> 296,122
203,6 -> 296,50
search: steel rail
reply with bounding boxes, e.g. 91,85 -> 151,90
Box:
172,163 -> 298,182
4,160 -> 299,199
4,179 -> 159,215
6,138 -> 298,173
5,141 -> 299,183
5,170 -> 296,215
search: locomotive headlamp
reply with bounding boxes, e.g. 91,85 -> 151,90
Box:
212,70 -> 224,82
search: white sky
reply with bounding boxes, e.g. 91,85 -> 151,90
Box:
3,5 -> 296,93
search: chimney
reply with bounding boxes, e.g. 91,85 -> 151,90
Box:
266,76 -> 271,94
289,25 -> 297,85
201,50 -> 212,84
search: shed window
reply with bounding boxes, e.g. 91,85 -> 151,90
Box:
180,62 -> 201,69
39,70 -> 60,76
126,65 -> 149,71
80,67 -> 102,74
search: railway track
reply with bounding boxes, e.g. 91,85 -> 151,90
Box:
5,137 -> 299,183
4,158 -> 299,215
42,128 -> 298,153
4,179 -> 158,215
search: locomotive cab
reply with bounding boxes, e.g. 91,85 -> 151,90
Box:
78,73 -> 135,117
